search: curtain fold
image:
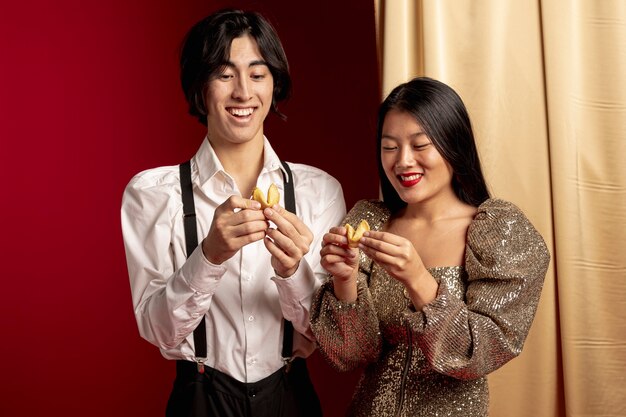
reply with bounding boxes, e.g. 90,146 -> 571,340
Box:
541,1 -> 626,416
376,0 -> 626,416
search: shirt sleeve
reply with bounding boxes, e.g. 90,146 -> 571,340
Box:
121,171 -> 227,351
405,199 -> 550,380
272,172 -> 347,341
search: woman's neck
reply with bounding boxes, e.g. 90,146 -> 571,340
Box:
400,193 -> 474,224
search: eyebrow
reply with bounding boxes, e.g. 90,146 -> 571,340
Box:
381,131 -> 427,140
223,60 -> 268,68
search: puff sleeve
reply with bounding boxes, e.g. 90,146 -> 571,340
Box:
310,200 -> 389,371
406,199 -> 550,380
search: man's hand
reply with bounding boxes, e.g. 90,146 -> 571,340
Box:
262,205 -> 313,278
202,196 -> 268,265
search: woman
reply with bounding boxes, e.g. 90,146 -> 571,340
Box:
310,77 -> 550,416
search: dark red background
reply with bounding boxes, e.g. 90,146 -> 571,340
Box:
0,0 -> 380,416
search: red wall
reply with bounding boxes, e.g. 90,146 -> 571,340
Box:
0,1 -> 379,416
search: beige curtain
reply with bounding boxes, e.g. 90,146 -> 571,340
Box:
375,1 -> 626,416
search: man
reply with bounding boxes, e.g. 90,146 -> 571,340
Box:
121,9 -> 345,417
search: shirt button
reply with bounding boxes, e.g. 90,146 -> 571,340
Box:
248,315 -> 255,322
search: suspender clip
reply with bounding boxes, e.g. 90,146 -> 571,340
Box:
282,356 -> 293,373
195,358 -> 207,374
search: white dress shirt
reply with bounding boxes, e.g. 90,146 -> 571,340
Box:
121,137 -> 346,383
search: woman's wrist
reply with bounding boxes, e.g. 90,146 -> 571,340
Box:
332,270 -> 359,303
404,269 -> 438,311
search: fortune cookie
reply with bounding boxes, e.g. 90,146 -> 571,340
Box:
346,220 -> 370,248
252,183 -> 280,209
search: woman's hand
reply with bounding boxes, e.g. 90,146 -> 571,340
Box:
359,230 -> 437,310
358,230 -> 424,284
320,226 -> 359,302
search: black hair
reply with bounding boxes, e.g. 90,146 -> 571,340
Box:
180,9 -> 291,125
377,77 -> 490,212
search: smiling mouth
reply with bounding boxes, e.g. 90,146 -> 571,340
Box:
398,173 -> 423,181
227,107 -> 255,117
397,173 -> 423,187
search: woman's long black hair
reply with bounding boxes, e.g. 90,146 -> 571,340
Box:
377,77 -> 490,213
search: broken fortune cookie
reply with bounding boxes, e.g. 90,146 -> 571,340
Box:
252,183 -> 280,209
346,220 -> 370,248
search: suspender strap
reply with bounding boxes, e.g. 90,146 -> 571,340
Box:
279,161 -> 295,361
179,161 -> 207,362
179,160 -> 297,371
180,161 -> 198,257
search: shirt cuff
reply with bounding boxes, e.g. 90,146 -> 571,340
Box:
179,245 -> 228,294
271,260 -> 317,310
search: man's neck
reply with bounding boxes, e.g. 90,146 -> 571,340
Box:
210,137 -> 265,198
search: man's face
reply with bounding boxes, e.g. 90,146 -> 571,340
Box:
204,34 -> 274,148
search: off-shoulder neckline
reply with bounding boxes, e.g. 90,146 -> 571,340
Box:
427,265 -> 464,272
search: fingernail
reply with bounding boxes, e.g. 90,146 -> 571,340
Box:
251,201 -> 261,209
264,208 -> 273,216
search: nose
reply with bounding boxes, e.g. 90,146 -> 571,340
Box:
396,145 -> 415,168
232,76 -> 251,101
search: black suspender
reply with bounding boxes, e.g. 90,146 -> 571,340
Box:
179,160 -> 296,372
179,161 -> 207,366
279,161 -> 295,361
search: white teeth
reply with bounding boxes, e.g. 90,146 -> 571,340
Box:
228,108 -> 254,116
399,174 -> 423,181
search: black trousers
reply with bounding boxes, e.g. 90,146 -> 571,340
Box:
166,359 -> 322,417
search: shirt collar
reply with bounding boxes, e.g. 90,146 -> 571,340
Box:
191,136 -> 287,188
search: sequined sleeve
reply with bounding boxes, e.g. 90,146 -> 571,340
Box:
310,200 -> 389,372
406,199 -> 550,380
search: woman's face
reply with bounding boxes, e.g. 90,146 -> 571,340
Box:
380,109 -> 455,205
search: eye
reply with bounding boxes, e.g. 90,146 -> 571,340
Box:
218,73 -> 234,81
381,139 -> 398,151
413,143 -> 431,150
250,67 -> 270,80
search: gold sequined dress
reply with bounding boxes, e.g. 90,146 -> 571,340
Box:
310,199 -> 550,416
